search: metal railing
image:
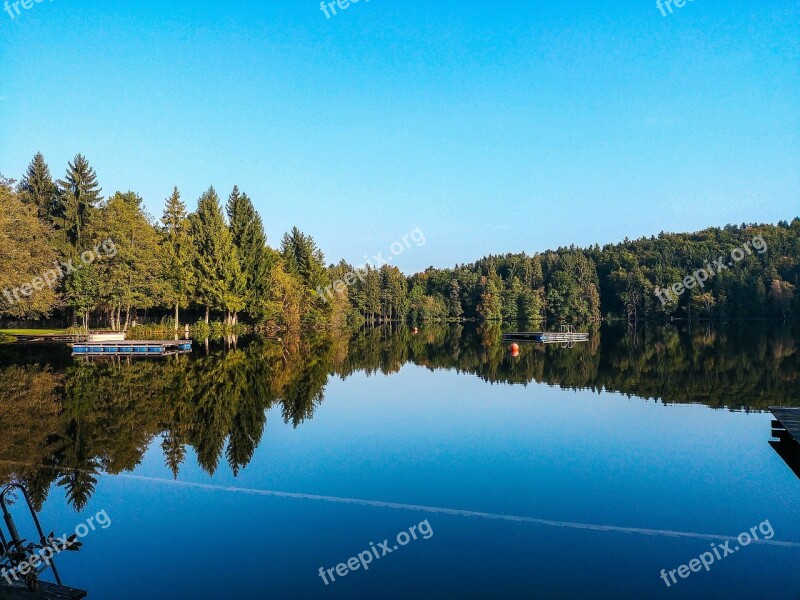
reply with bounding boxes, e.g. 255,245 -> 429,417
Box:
0,483 -> 63,591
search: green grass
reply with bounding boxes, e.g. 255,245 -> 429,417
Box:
0,328 -> 68,344
0,329 -> 66,336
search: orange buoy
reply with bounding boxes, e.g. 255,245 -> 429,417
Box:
412,327 -> 419,335
509,343 -> 520,357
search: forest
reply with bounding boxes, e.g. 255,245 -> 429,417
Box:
1,152 -> 798,329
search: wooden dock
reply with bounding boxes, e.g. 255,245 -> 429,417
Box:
0,581 -> 87,599
71,340 -> 192,357
769,407 -> 800,479
9,334 -> 82,344
503,331 -> 590,344
770,407 -> 800,444
10,331 -> 124,344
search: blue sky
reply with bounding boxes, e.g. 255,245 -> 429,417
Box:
1,0 -> 797,273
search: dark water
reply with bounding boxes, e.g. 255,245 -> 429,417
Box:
1,323 -> 799,599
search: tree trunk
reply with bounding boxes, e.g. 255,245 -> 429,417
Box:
205,306 -> 210,324
174,303 -> 179,330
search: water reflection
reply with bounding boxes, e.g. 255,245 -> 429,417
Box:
0,322 -> 797,510
769,438 -> 800,479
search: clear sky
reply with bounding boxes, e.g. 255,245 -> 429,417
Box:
1,0 -> 797,273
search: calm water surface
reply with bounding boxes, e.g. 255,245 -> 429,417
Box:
1,323 -> 799,599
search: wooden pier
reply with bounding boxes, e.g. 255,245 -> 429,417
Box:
71,340 -> 192,357
769,407 -> 800,479
503,326 -> 589,345
10,331 -> 125,344
8,334 -> 82,344
0,581 -> 87,599
770,407 -> 800,444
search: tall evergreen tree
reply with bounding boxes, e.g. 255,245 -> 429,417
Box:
226,187 -> 271,321
281,227 -> 327,286
54,154 -> 102,250
162,187 -> 197,327
449,279 -> 464,320
19,153 -> 57,224
281,226 -> 331,324
190,187 -> 245,324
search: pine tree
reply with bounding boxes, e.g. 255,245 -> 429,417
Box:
19,153 -> 56,223
190,187 -> 245,324
55,154 -> 102,250
449,279 -> 464,320
226,187 -> 271,321
281,227 -> 328,287
281,226 -> 331,324
162,187 -> 196,327
381,266 -> 408,322
363,267 -> 381,324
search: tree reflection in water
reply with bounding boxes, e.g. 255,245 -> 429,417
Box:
0,322 -> 796,510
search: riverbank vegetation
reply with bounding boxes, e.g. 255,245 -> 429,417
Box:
1,153 -> 798,328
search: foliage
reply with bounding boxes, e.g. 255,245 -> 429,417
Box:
0,176 -> 60,318
4,154 -> 800,329
53,154 -> 102,251
19,153 -> 57,223
190,188 -> 246,323
161,187 -> 196,324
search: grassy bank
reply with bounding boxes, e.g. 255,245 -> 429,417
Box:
0,329 -> 66,335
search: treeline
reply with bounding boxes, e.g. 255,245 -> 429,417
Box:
401,224 -> 800,323
1,153 -> 344,329
2,152 -> 798,328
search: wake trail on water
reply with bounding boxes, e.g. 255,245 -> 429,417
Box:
3,461 -> 798,548
113,473 -> 800,548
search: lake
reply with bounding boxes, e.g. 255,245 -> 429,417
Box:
1,323 -> 799,599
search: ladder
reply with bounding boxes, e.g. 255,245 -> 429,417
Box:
0,483 -> 64,592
